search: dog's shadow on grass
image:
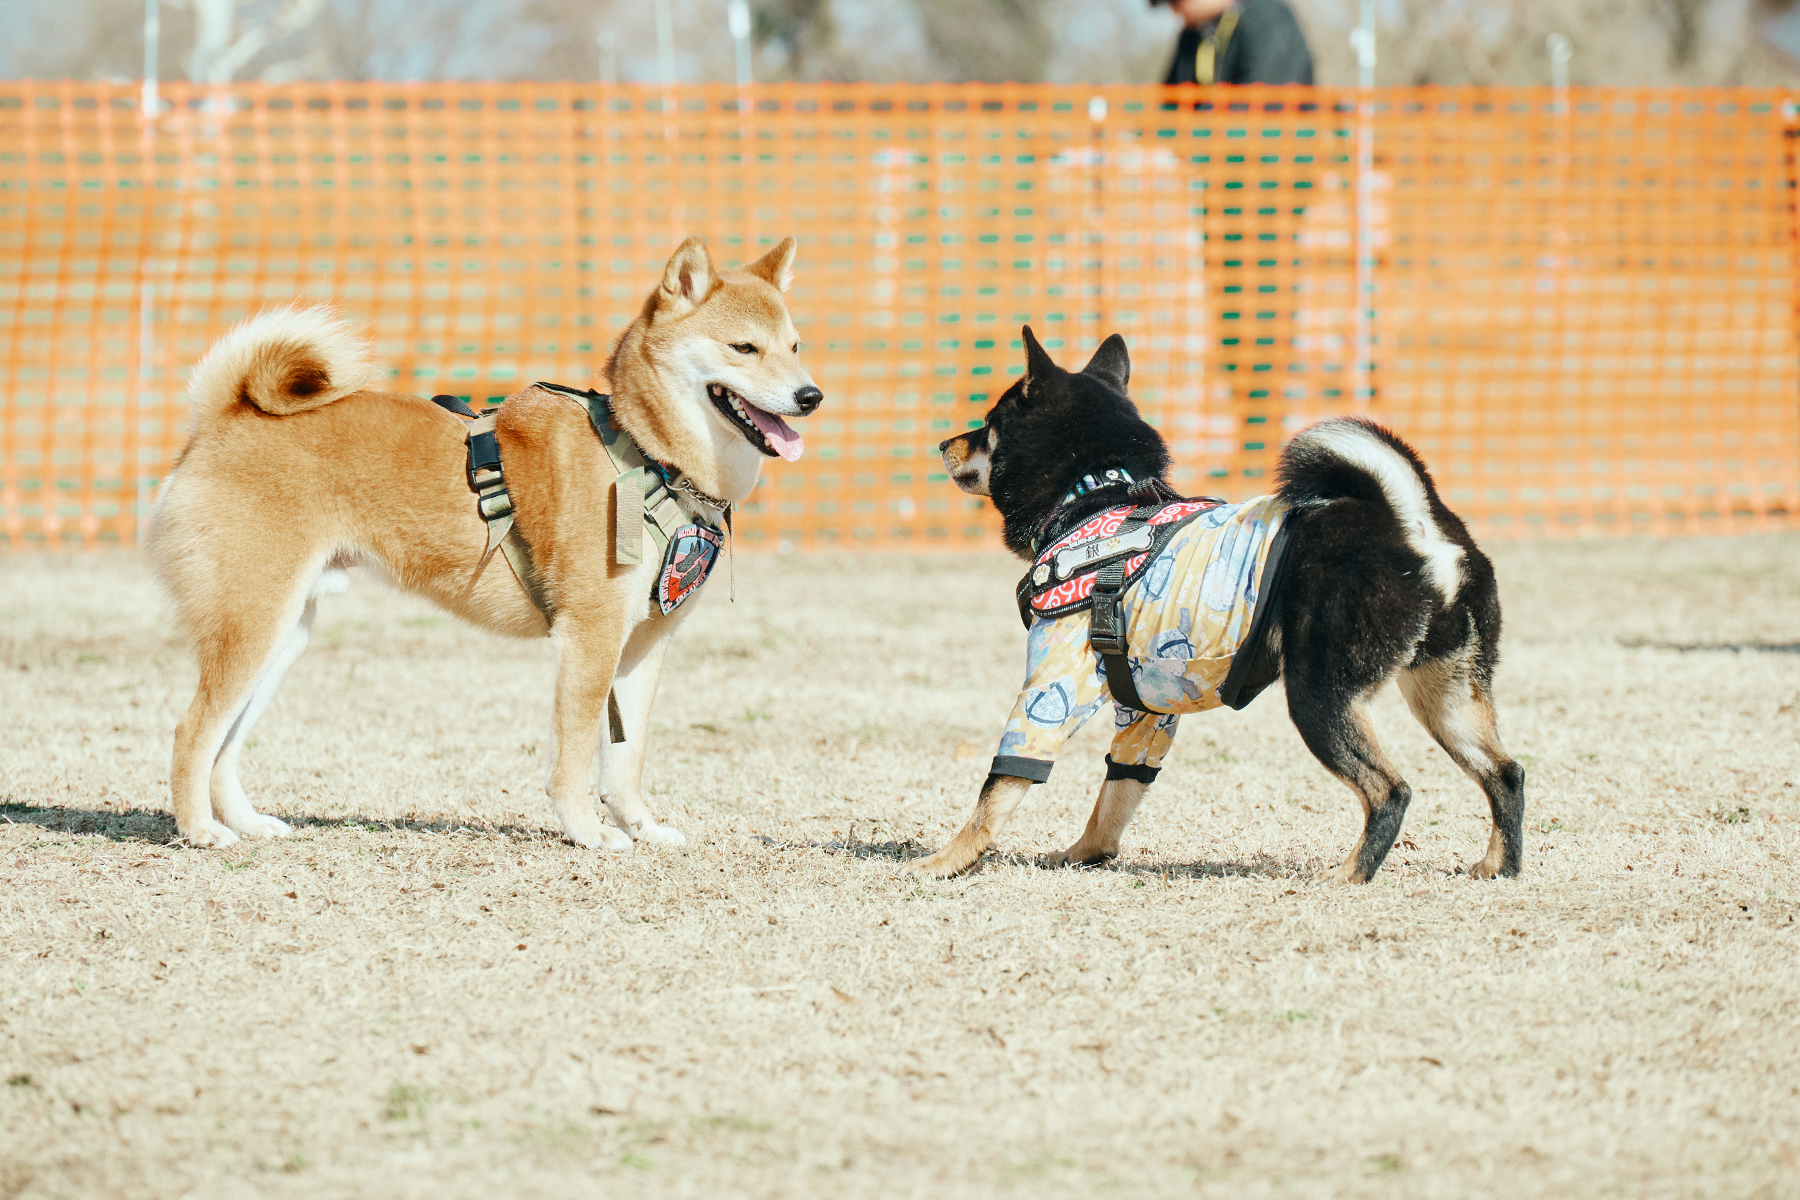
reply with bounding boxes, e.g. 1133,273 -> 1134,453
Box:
0,803 -> 556,847
1620,637 -> 1800,654
777,833 -> 1308,881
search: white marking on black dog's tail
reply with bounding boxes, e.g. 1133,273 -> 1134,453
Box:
1276,417 -> 1466,603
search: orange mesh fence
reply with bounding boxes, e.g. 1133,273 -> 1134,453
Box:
2,81 -> 1797,550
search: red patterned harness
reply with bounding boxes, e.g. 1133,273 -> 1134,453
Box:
1016,499 -> 1222,625
1014,496 -> 1225,714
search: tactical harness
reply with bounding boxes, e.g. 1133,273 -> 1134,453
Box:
431,383 -> 733,742
1015,474 -> 1293,716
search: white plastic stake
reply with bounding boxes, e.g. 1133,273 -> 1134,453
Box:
1351,1 -> 1376,408
596,30 -> 617,85
656,0 -> 675,85
728,0 -> 753,88
142,0 -> 159,116
1547,33 -> 1572,100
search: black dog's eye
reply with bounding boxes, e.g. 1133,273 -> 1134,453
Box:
730,342 -> 758,355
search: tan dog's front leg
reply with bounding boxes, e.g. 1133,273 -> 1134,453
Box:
906,774 -> 1034,878
548,623 -> 634,851
1051,777 -> 1148,868
600,636 -> 686,847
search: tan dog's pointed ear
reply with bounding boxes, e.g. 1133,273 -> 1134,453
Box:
658,237 -> 717,318
745,236 -> 797,292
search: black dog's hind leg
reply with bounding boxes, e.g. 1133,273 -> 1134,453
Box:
1287,684 -> 1413,884
1397,652 -> 1525,879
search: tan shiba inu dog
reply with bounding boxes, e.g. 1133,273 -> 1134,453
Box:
147,237 -> 819,850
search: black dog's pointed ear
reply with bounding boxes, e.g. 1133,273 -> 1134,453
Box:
1082,334 -> 1130,394
1020,325 -> 1058,397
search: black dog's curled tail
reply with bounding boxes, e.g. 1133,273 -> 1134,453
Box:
1276,416 -> 1468,605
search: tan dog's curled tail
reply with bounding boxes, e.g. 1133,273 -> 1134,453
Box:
185,305 -> 382,427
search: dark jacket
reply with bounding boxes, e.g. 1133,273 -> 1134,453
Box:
1164,0 -> 1314,86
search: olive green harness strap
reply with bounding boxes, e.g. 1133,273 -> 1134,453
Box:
526,380 -> 730,567
465,412 -> 556,619
452,400 -> 625,744
453,385 -> 735,744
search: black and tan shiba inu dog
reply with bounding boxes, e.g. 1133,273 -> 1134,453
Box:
908,327 -> 1524,884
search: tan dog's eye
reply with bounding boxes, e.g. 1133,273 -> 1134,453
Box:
792,343 -> 800,354
730,342 -> 758,355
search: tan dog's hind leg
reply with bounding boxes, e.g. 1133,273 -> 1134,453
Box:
547,620 -> 635,851
169,565 -> 323,847
599,634 -> 685,847
906,775 -> 1034,878
1051,777 -> 1148,868
206,595 -> 314,839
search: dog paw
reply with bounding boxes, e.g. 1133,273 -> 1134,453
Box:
1464,858 -> 1502,881
560,812 -> 636,851
1313,861 -> 1359,885
904,848 -> 979,879
181,818 -> 241,849
634,822 -> 687,848
230,813 -> 292,840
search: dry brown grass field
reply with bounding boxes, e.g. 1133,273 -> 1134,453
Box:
2,535 -> 1798,1199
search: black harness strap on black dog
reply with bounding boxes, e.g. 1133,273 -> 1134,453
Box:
1215,517 -> 1295,712
1084,503 -> 1163,715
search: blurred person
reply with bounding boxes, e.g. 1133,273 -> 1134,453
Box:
1154,0 -> 1313,85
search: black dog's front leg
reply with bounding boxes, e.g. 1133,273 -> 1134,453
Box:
906,774 -> 1035,878
1052,774 -> 1151,867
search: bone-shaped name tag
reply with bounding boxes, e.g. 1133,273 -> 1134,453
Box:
1054,524 -> 1154,580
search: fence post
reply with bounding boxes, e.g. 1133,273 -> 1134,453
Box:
1785,97 -> 1800,527
1351,5 -> 1376,410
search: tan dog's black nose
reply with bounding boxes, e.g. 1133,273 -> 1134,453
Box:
937,436 -> 955,452
794,385 -> 823,415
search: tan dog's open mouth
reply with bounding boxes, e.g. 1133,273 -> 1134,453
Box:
707,383 -> 803,461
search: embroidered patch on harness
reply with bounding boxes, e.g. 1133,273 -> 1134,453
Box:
657,523 -> 723,615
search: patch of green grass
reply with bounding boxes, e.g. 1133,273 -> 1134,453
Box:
695,1114 -> 772,1134
75,653 -> 107,665
383,1084 -> 429,1122
1277,1009 -> 1315,1022
1534,818 -> 1571,835
7,1074 -> 32,1088
618,1152 -> 653,1170
1007,1154 -> 1077,1175
1364,1153 -> 1403,1174
740,707 -> 771,723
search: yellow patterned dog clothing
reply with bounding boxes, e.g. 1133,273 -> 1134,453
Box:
992,494 -> 1291,783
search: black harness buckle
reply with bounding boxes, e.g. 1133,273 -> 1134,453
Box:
1087,567 -> 1129,656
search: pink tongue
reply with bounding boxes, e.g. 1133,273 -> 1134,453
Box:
744,403 -> 804,462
